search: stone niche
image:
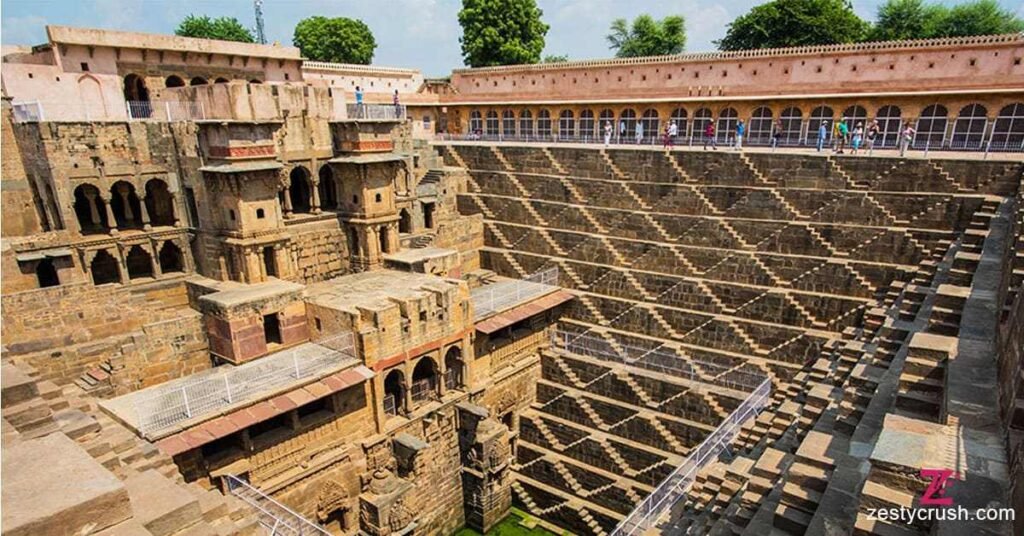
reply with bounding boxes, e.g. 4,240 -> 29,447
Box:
457,403 -> 513,533
191,278 -> 308,364
331,120 -> 400,154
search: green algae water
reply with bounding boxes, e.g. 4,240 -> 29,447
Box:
453,508 -> 565,536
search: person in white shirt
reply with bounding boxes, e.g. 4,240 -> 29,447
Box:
603,121 -> 613,147
635,121 -> 644,144
667,121 -> 678,149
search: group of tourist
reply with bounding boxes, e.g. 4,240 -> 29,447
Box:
351,86 -> 405,120
816,117 -> 918,156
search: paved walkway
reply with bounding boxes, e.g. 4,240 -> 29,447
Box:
431,138 -> 1024,162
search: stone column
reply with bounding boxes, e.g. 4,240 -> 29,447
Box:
281,189 -> 293,219
83,189 -> 102,227
149,246 -> 162,278
101,195 -> 118,235
117,185 -> 135,223
311,180 -> 322,214
115,249 -> 129,283
139,196 -> 152,230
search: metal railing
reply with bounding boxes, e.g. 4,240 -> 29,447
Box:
610,377 -> 772,535
11,101 -> 44,122
225,474 -> 330,535
346,103 -> 407,120
550,329 -> 767,393
472,267 -> 560,320
411,377 -> 438,402
127,100 -> 206,121
127,333 -> 355,438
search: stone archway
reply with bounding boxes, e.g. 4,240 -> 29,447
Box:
126,245 -> 154,280
159,241 -> 185,273
91,250 -> 121,285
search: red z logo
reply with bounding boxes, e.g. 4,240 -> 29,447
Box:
920,468 -> 955,506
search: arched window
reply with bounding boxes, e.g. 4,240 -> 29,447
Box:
126,245 -> 154,280
915,104 -> 948,148
485,110 -> 499,137
809,106 -> 834,145
717,108 -> 738,143
502,110 -> 516,138
411,357 -> 439,403
579,109 -> 595,141
780,107 -> 803,145
876,105 -> 902,148
248,79 -> 263,84
383,369 -> 406,416
144,179 -> 175,227
640,109 -> 659,144
842,106 -> 868,132
189,77 -> 208,86
952,104 -> 988,149
693,108 -> 713,139
537,110 -> 552,138
73,184 -> 108,233
598,109 -> 615,137
35,259 -> 59,288
90,250 -> 121,285
670,108 -> 688,139
165,75 -> 185,88
318,165 -> 337,210
992,103 -> 1024,150
123,74 -> 150,117
749,107 -> 773,144
289,167 -> 313,214
519,110 -> 534,139
619,109 -> 637,139
469,110 -> 483,134
444,346 -> 464,390
558,110 -> 575,140
110,181 -> 142,230
214,77 -> 230,84
158,241 -> 185,273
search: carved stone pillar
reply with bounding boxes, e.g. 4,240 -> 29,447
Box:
83,189 -> 102,227
281,189 -> 293,219
102,196 -> 118,235
116,184 -> 134,222
139,196 -> 152,230
311,179 -> 322,214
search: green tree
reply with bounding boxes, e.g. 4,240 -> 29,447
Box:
868,0 -> 947,41
542,54 -> 569,63
931,0 -> 1024,37
717,0 -> 869,51
607,15 -> 687,57
458,0 -> 549,67
293,16 -> 376,64
175,15 -> 254,43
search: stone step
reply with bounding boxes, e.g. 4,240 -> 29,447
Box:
124,469 -> 203,536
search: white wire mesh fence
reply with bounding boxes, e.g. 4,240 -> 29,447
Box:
609,378 -> 771,535
128,332 -> 355,438
550,329 -> 767,393
346,103 -> 407,120
471,267 -> 560,320
225,474 -> 331,536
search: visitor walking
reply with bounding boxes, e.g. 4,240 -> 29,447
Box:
817,120 -> 829,152
393,90 -> 401,118
851,122 -> 864,154
834,117 -> 848,154
668,121 -> 678,149
603,121 -> 613,147
354,86 -> 364,118
704,120 -> 717,150
771,118 -> 783,149
899,122 -> 916,157
735,120 -> 745,150
866,120 -> 880,154
635,121 -> 644,144
618,119 -> 626,144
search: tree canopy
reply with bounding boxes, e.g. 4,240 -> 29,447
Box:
869,0 -> 1024,41
716,0 -> 869,51
175,15 -> 254,43
607,15 -> 687,58
293,16 -> 376,65
458,0 -> 549,67
542,54 -> 569,63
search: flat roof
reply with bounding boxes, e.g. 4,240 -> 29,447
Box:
304,270 -> 459,314
199,161 -> 283,174
327,153 -> 406,165
199,279 -> 305,309
383,246 -> 457,265
471,277 -> 563,321
475,289 -> 575,334
46,25 -> 302,61
102,336 -> 363,440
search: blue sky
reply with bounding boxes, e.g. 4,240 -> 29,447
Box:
3,0 -> 1023,77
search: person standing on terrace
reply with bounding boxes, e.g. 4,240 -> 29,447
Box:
667,121 -> 678,149
735,120 -> 745,151
604,121 -> 613,147
817,120 -> 829,152
635,121 -> 644,144
704,120 -> 717,150
355,86 -> 364,118
393,90 -> 401,118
